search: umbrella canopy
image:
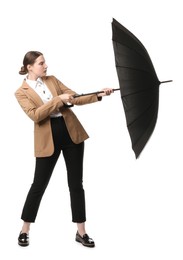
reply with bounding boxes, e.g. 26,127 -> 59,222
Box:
112,18 -> 172,158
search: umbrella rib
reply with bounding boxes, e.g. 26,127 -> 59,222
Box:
127,97 -> 157,128
113,39 -> 157,75
116,65 -> 158,78
132,108 -> 158,158
112,19 -> 149,56
127,98 -> 158,154
121,86 -> 159,98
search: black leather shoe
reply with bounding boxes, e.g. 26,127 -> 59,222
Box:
18,232 -> 29,247
75,231 -> 95,247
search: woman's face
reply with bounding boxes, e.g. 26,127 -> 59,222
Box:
27,55 -> 48,80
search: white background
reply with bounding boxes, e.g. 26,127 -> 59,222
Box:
0,0 -> 182,259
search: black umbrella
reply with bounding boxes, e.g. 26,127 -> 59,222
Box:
112,18 -> 172,158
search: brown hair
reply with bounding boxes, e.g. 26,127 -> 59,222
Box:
19,51 -> 43,75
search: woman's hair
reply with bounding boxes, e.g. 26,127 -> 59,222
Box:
19,51 -> 43,75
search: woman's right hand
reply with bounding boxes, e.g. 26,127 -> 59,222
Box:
59,94 -> 74,104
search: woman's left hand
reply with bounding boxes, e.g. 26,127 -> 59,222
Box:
97,88 -> 114,97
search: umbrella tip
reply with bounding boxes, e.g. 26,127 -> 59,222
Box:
160,80 -> 173,84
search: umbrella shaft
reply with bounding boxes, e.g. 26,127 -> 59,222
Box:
74,88 -> 120,98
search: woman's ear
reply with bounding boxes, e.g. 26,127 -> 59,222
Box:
27,64 -> 31,71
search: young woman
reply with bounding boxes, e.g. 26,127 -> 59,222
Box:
15,51 -> 113,247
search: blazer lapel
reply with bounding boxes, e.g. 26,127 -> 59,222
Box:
42,77 -> 58,97
21,80 -> 44,107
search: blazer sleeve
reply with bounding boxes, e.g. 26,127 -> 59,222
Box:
51,76 -> 102,105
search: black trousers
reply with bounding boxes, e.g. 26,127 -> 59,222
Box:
21,116 -> 86,223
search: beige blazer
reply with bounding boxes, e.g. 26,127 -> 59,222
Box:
15,75 -> 100,157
